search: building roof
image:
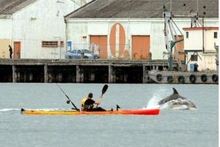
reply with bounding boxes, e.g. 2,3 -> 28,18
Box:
66,0 -> 218,19
0,0 -> 36,15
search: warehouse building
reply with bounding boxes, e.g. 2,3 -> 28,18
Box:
0,0 -> 90,59
65,0 -> 218,70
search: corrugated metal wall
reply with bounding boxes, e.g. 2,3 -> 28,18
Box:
90,35 -> 107,59
132,35 -> 150,60
174,35 -> 185,63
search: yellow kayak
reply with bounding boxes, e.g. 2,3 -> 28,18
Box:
21,108 -> 160,116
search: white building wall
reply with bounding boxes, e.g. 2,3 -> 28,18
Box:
205,30 -> 218,51
67,19 -> 165,59
12,0 -> 79,59
0,18 -> 13,58
184,30 -> 203,50
66,22 -> 88,49
150,21 -> 165,59
203,54 -> 216,70
0,18 -> 12,39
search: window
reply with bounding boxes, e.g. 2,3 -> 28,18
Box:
42,41 -> 58,48
42,41 -> 64,48
191,54 -> 198,61
186,32 -> 189,38
214,32 -> 218,38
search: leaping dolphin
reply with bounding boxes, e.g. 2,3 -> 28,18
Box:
158,88 -> 197,110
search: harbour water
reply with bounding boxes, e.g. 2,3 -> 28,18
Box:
0,83 -> 218,147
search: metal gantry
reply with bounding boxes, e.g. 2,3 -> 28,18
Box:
163,6 -> 183,71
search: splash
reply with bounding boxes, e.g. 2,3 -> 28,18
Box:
146,96 -> 160,109
145,88 -> 169,109
0,108 -> 66,113
0,108 -> 20,112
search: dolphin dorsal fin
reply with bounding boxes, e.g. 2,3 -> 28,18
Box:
173,88 -> 179,94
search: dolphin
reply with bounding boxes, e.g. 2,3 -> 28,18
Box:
158,88 -> 197,110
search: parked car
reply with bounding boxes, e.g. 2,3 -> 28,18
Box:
65,49 -> 100,59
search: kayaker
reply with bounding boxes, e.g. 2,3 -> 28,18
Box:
81,93 -> 106,111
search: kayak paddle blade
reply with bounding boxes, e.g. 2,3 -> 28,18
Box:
101,84 -> 108,97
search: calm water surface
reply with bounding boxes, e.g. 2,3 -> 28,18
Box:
0,83 -> 218,147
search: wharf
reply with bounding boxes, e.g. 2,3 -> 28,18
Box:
0,59 -> 170,83
0,59 -> 217,84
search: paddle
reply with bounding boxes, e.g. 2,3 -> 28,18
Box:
101,84 -> 108,98
56,84 -> 80,111
96,84 -> 108,106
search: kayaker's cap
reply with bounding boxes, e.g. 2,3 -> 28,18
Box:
88,93 -> 93,98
